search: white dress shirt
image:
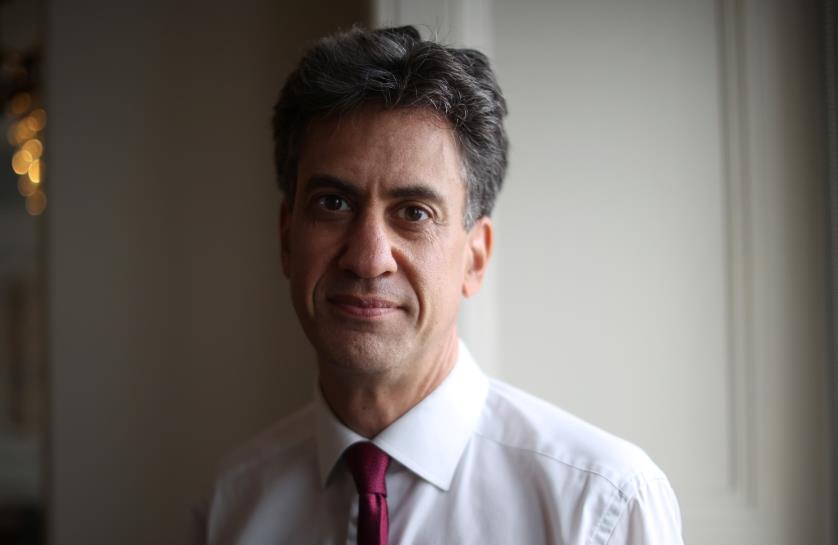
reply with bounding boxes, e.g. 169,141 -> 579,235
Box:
205,342 -> 684,544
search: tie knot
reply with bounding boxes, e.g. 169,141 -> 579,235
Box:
345,442 -> 390,495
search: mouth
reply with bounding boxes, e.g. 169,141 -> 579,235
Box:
327,294 -> 402,319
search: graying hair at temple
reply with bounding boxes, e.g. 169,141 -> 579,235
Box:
272,25 -> 509,228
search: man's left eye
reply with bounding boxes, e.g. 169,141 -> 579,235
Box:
399,206 -> 431,222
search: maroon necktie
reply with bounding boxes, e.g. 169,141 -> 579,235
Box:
345,442 -> 391,545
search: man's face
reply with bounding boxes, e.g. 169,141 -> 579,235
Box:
280,107 -> 491,377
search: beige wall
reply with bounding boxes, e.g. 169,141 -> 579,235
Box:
46,2 -> 369,543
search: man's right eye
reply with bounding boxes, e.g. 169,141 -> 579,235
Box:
317,195 -> 351,212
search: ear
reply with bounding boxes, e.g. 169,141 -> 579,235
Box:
462,216 -> 493,298
279,199 -> 291,278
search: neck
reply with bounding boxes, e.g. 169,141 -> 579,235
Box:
318,333 -> 460,438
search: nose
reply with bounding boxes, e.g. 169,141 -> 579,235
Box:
338,211 -> 398,278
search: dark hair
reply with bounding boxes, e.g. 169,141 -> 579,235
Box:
272,25 -> 508,228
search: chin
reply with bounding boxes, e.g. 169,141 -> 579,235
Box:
314,329 -> 408,375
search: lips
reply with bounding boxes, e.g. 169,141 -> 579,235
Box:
327,294 -> 401,318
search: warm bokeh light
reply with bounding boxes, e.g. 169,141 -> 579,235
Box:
12,149 -> 33,175
8,92 -> 31,116
5,101 -> 47,215
25,190 -> 46,216
17,176 -> 36,197
14,121 -> 36,143
21,138 -> 43,159
27,109 -> 46,131
27,159 -> 42,183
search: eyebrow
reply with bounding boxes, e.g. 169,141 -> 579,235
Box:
388,185 -> 445,207
302,174 -> 447,208
302,174 -> 362,199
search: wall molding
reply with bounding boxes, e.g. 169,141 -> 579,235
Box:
717,0 -> 757,508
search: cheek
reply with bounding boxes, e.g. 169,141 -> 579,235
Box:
409,238 -> 468,308
289,226 -> 339,301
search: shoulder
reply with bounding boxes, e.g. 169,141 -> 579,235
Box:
476,379 -> 666,495
214,402 -> 317,488
472,379 -> 683,543
204,404 -> 323,543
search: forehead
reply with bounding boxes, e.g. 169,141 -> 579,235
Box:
296,107 -> 466,199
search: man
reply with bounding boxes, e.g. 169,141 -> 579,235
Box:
203,25 -> 683,544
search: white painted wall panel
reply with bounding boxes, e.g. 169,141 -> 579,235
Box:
491,1 -> 828,543
493,0 -> 730,492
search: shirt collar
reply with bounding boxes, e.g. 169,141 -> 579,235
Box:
315,339 -> 490,491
